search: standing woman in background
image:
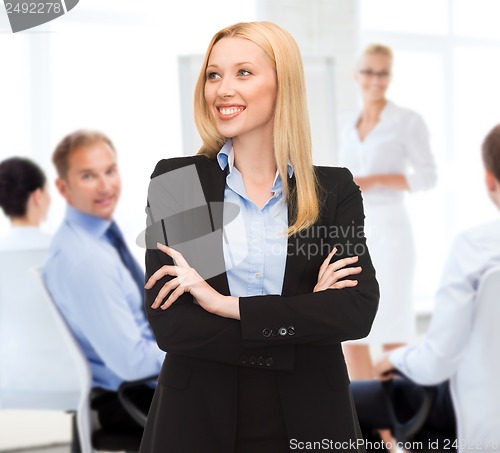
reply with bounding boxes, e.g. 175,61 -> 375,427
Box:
340,44 -> 437,380
139,21 -> 379,453
0,157 -> 51,250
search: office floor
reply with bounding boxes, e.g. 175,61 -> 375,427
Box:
1,446 -> 69,453
2,447 -> 118,453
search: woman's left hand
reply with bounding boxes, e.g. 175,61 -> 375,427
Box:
313,247 -> 362,292
353,175 -> 378,192
355,174 -> 409,192
145,243 -> 240,319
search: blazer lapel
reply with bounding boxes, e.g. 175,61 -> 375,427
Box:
197,158 -> 231,296
281,175 -> 308,297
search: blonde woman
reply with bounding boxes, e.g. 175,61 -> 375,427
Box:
140,22 -> 379,453
340,44 -> 437,380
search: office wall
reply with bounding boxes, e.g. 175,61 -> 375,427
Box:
257,0 -> 360,163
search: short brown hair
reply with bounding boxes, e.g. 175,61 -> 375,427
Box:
52,130 -> 116,179
482,124 -> 500,182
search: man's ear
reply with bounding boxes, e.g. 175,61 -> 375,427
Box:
55,178 -> 69,201
485,167 -> 497,192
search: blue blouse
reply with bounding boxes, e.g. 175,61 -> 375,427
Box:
217,140 -> 293,298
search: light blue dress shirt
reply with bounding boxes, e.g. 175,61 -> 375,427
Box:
217,140 -> 293,298
43,205 -> 164,391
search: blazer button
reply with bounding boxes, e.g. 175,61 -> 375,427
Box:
249,356 -> 256,365
271,328 -> 278,336
258,356 -> 264,366
240,355 -> 248,364
262,328 -> 271,338
278,327 -> 287,336
265,357 -> 274,367
287,326 -> 295,336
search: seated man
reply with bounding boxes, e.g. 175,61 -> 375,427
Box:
351,124 -> 500,448
43,130 -> 164,433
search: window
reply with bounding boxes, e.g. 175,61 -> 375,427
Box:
0,36 -> 31,234
1,0 -> 257,251
454,0 -> 500,39
359,0 -> 500,311
360,0 -> 449,36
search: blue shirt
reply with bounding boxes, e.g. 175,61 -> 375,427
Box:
43,205 -> 164,391
217,140 -> 293,297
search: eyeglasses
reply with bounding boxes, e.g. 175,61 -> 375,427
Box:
358,69 -> 391,79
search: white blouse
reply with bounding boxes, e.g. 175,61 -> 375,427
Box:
0,226 -> 52,252
340,101 -> 437,205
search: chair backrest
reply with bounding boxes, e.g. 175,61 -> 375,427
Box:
0,249 -> 93,453
451,265 -> 500,452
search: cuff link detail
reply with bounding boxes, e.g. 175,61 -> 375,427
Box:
262,326 -> 296,337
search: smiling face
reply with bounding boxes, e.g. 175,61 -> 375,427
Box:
204,37 -> 278,144
56,141 -> 121,220
355,52 -> 392,103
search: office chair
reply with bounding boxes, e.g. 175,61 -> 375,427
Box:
0,249 -> 93,453
0,249 -> 158,452
381,376 -> 454,452
35,267 -> 159,452
72,374 -> 157,453
35,267 -> 158,453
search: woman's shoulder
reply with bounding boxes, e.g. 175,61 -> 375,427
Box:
150,154 -> 217,178
0,227 -> 51,252
314,165 -> 354,194
314,165 -> 353,180
387,100 -> 425,126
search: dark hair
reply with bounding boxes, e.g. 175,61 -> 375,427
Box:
52,129 -> 116,179
482,124 -> 500,182
0,157 -> 47,218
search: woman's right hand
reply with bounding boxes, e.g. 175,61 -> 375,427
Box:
313,247 -> 362,292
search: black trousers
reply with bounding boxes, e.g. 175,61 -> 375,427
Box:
351,379 -> 456,449
91,384 -> 155,434
235,367 -> 290,453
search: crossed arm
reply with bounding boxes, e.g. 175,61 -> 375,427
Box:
143,163 -> 378,366
146,243 -> 362,319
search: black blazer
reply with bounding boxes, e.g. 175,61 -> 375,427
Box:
140,155 -> 379,453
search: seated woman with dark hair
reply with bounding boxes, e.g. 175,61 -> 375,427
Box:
0,157 -> 51,250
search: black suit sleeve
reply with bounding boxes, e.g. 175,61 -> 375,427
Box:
238,167 -> 379,347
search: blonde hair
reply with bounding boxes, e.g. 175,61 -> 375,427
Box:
194,21 -> 320,235
359,43 -> 393,66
